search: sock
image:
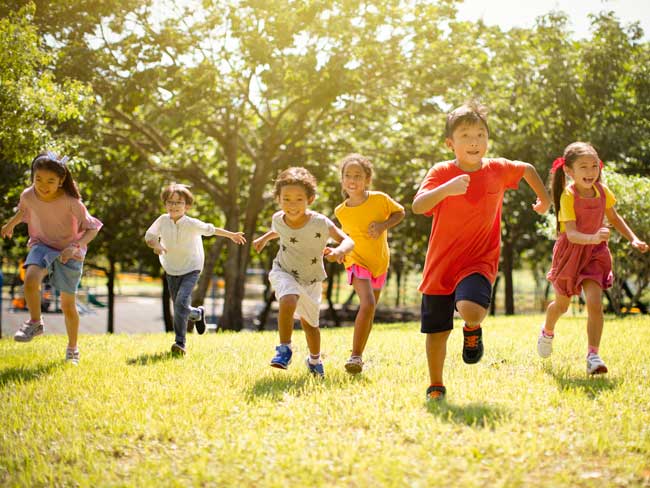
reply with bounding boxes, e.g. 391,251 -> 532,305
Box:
542,328 -> 554,337
463,323 -> 481,331
29,318 -> 43,325
588,346 -> 599,355
308,353 -> 321,365
429,383 -> 444,388
281,342 -> 292,350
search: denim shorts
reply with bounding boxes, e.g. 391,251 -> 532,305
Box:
24,243 -> 83,295
420,273 -> 492,333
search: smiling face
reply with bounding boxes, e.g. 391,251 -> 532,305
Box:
446,121 -> 489,170
33,169 -> 64,201
278,184 -> 314,227
341,161 -> 371,199
564,155 -> 601,195
165,191 -> 189,222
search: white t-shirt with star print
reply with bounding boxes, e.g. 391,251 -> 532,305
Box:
271,210 -> 335,286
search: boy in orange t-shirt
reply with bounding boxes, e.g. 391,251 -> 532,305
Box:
412,101 -> 551,401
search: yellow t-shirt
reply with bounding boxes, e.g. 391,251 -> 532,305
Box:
334,191 -> 404,277
558,183 -> 616,232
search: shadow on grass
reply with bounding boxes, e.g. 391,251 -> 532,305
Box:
426,401 -> 510,428
0,361 -> 61,387
127,351 -> 179,366
248,374 -> 314,401
542,363 -> 618,399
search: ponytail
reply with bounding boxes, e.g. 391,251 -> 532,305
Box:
31,152 -> 81,199
550,167 -> 566,235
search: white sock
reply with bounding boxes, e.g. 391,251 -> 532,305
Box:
308,353 -> 321,365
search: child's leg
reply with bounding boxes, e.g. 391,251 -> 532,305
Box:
277,295 -> 298,344
455,300 -> 487,327
300,317 -> 320,356
543,293 -> 571,334
172,273 -> 200,345
23,265 -> 48,322
582,280 -> 604,351
60,291 -> 79,349
426,330 -> 452,385
350,276 -> 378,357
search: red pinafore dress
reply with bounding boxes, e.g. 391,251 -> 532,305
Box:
547,182 -> 613,297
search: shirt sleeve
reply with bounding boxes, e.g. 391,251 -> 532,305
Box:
144,215 -> 164,241
73,200 -> 103,232
601,184 -> 616,209
415,166 -> 446,218
558,189 -> 576,222
502,159 -> 527,190
191,218 -> 217,236
381,192 -> 404,215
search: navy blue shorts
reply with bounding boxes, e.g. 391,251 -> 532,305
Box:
420,273 -> 492,334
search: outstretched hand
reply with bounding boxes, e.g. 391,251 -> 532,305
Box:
230,232 -> 246,245
1,223 -> 14,239
323,247 -> 345,264
632,239 -> 649,253
253,236 -> 266,253
532,198 -> 550,214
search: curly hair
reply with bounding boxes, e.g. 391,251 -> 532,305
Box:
274,167 -> 317,199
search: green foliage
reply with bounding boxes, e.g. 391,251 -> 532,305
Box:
1,316 -> 650,486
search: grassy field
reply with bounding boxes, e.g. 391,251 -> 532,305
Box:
1,314 -> 649,487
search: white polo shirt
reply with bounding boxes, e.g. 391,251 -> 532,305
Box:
145,214 -> 216,276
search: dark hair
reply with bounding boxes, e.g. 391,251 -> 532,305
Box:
274,167 -> 317,199
550,142 -> 601,234
339,153 -> 373,198
161,183 -> 194,205
445,101 -> 489,138
31,152 -> 80,199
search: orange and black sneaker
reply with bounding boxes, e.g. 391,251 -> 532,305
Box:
462,325 -> 484,364
426,385 -> 446,402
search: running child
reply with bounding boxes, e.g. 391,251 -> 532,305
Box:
145,183 -> 246,355
538,142 -> 648,373
412,101 -> 551,401
253,167 -> 354,377
1,152 -> 103,364
334,154 -> 405,374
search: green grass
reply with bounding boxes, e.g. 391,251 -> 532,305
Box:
1,315 -> 649,487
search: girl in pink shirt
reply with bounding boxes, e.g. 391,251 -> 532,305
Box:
1,152 -> 102,364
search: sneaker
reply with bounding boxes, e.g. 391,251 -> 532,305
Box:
171,343 -> 186,356
426,385 -> 446,402
194,306 -> 206,335
270,344 -> 292,369
14,319 -> 44,342
586,353 -> 608,375
65,347 -> 80,365
344,356 -> 364,374
305,357 -> 325,377
537,329 -> 554,358
462,326 -> 484,364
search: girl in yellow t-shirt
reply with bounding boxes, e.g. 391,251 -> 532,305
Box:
334,154 -> 405,373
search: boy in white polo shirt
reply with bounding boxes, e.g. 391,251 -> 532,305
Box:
145,183 -> 246,355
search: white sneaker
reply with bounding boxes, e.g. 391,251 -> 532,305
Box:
586,353 -> 608,375
537,329 -> 553,358
14,319 -> 44,342
344,355 -> 364,374
65,347 -> 80,365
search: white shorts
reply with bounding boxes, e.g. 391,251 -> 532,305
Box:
269,268 -> 323,327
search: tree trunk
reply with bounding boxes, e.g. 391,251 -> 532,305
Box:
162,272 -> 173,332
502,240 -> 515,315
490,274 -> 500,316
221,240 -> 247,331
106,258 -> 116,333
395,268 -> 402,307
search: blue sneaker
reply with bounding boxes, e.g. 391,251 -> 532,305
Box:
305,357 -> 325,377
270,344 -> 292,369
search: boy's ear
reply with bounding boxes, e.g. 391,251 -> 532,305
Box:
308,195 -> 316,205
445,138 -> 454,150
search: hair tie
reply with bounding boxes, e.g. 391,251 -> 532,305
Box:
550,157 -> 565,173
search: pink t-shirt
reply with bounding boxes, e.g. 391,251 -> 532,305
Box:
19,186 -> 103,252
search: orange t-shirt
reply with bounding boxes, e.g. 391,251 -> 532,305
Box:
416,158 -> 526,295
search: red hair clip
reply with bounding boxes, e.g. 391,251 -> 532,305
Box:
550,157 -> 565,173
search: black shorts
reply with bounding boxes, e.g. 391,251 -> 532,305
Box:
420,273 -> 492,334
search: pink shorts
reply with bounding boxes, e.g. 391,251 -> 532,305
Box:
346,264 -> 387,290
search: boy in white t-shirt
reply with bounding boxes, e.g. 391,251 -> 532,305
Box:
145,183 -> 246,355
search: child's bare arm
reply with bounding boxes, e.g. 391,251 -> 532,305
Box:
522,164 -> 551,214
412,175 -> 469,215
368,209 -> 405,239
214,227 -> 246,245
565,221 -> 610,245
1,209 -> 23,238
325,226 -> 354,263
253,230 -> 279,253
605,207 -> 648,252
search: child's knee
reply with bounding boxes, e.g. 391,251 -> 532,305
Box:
456,300 -> 487,325
279,295 -> 298,307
